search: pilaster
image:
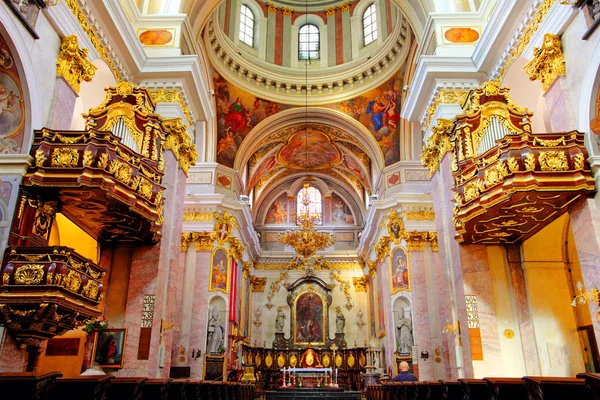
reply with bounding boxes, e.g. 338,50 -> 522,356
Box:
409,249 -> 433,380
326,8 -> 336,67
266,5 -> 277,64
189,249 -> 213,378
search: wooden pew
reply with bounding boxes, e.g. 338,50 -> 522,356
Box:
523,376 -> 590,400
577,373 -> 600,400
0,372 -> 62,400
412,382 -> 428,400
197,381 -> 211,400
484,378 -> 528,400
458,379 -> 490,400
240,383 -> 255,400
51,376 -> 112,400
143,378 -> 171,400
108,377 -> 146,400
366,384 -> 385,400
439,380 -> 462,400
183,379 -> 201,400
168,379 -> 188,400
424,381 -> 442,400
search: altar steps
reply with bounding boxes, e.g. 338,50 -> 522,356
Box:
366,374 -> 598,400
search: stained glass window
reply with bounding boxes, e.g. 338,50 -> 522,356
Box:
299,24 -> 320,60
363,4 -> 377,45
239,5 -> 255,47
296,186 -> 322,225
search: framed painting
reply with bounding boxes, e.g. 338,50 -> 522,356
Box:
2,0 -> 44,39
91,328 -> 127,369
390,246 -> 411,294
209,247 -> 229,293
293,292 -> 325,345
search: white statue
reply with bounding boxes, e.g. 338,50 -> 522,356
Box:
206,309 -> 225,355
335,306 -> 345,334
275,308 -> 286,333
396,307 -> 414,354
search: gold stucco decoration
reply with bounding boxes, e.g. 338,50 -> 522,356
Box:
182,212 -> 213,222
405,211 -> 436,221
539,151 -> 568,171
352,276 -> 368,292
250,276 -> 267,292
56,35 -> 97,93
524,33 -> 566,91
14,265 -> 45,285
162,118 -> 198,175
181,231 -> 216,251
51,148 -> 79,168
420,119 -> 454,176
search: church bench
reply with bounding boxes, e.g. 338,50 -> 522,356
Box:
51,375 -> 111,400
577,373 -> 600,400
168,378 -> 189,400
198,381 -> 211,399
423,381 -> 442,400
484,378 -> 528,400
0,371 -> 62,400
183,379 -> 201,400
108,377 -> 146,400
143,378 -> 171,400
523,376 -> 590,400
439,380 -> 462,400
241,383 -> 255,400
458,379 -> 489,400
366,384 -> 385,400
411,382 -> 427,400
209,381 -> 227,400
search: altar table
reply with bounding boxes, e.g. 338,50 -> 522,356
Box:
265,388 -> 362,400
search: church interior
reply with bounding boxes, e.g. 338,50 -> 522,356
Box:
1,0 -> 600,399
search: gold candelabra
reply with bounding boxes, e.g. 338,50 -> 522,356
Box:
277,181 -> 336,259
572,281 -> 599,307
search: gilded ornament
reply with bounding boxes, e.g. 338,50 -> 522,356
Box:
534,136 -> 566,147
406,231 -> 428,252
348,354 -> 355,367
420,118 -> 454,176
463,180 -> 481,203
524,34 -> 566,91
264,353 -> 272,368
423,90 -> 468,132
352,276 -> 368,292
323,354 -> 331,367
63,270 -> 82,292
456,168 -> 477,185
14,265 -> 45,285
524,153 -> 537,171
163,118 -> 198,175
484,162 -> 509,188
335,354 -> 343,367
507,157 -> 519,172
539,151 -> 568,171
82,280 -> 99,300
51,148 -> 79,167
277,354 -> 285,368
83,150 -> 94,167
183,212 -> 213,222
282,7 -> 294,17
97,153 -> 108,169
193,231 -> 215,251
52,133 -> 86,144
108,160 -> 132,184
324,7 -> 336,16
35,150 -> 46,167
56,35 -> 97,93
330,271 -> 353,310
250,276 -> 267,292
149,89 -> 193,125
405,211 -> 435,221
2,272 -> 10,285
573,153 -> 585,170
31,200 -> 57,240
228,236 -> 245,261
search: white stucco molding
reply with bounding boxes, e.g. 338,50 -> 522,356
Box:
0,155 -> 32,176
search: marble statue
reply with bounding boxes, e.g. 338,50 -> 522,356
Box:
335,306 -> 345,334
207,309 -> 225,355
275,307 -> 286,333
396,307 -> 414,354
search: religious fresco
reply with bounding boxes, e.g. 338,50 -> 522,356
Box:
265,193 -> 289,224
248,155 -> 277,191
213,63 -> 408,168
294,292 -> 324,344
390,246 -> 410,294
442,27 -> 481,44
277,129 -> 341,169
209,247 -> 229,293
331,193 -> 354,224
341,154 -> 369,189
0,34 -> 24,153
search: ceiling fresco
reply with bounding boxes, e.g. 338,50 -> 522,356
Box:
277,129 -> 342,169
214,62 -> 407,168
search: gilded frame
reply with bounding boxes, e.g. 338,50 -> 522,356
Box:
389,246 -> 411,294
292,289 -> 327,345
386,210 -> 406,245
375,264 -> 386,339
209,246 -> 230,293
90,328 -> 127,369
202,354 -> 227,381
240,271 -> 251,344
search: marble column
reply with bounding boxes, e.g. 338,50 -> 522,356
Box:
569,197 -> 600,348
120,149 -> 186,377
409,250 -> 433,380
173,244 -> 197,367
189,250 -> 213,378
543,76 -> 577,133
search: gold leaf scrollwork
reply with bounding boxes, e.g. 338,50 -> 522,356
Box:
35,150 -> 46,167
507,157 -> 519,172
524,33 -> 566,91
573,153 -> 585,170
97,153 -> 108,169
463,180 -> 481,203
63,270 -> 82,292
14,265 -> 45,285
83,150 -> 94,167
82,280 -> 99,300
524,153 -> 537,171
51,148 -> 79,167
31,200 -> 57,240
108,160 -> 132,184
420,119 -> 454,176
539,151 -> 568,171
56,35 -> 98,93
484,162 -> 509,188
533,136 -> 566,147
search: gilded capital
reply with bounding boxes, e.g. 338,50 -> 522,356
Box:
162,118 -> 199,175
524,33 -> 565,91
352,276 -> 368,292
420,118 -> 454,176
181,231 -> 215,251
282,8 -> 294,17
149,89 -> 193,126
250,276 -> 267,292
56,35 -> 97,93
325,7 -> 336,16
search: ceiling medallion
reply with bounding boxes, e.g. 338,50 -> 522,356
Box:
277,181 -> 336,259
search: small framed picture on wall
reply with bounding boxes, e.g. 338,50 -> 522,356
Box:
91,328 -> 127,369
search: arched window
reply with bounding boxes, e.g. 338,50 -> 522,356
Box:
299,24 -> 320,60
296,186 -> 322,225
239,5 -> 255,47
363,4 -> 377,45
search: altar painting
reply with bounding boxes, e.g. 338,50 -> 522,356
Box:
294,292 -> 325,344
390,246 -> 410,294
209,247 -> 229,293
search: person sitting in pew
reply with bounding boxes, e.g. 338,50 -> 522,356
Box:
392,361 -> 417,382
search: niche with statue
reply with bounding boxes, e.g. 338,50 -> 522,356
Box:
393,296 -> 414,356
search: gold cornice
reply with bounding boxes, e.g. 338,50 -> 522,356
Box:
405,211 -> 436,221
524,33 -> 565,91
149,89 -> 194,126
181,231 -> 215,251
56,35 -> 97,93
64,0 -> 123,80
254,261 -> 362,271
183,212 -> 213,222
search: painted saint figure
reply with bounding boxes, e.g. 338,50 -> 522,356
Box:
207,310 -> 225,355
392,254 -> 409,289
396,307 -> 414,355
212,259 -> 227,290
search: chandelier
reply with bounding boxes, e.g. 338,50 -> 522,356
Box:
277,181 -> 336,259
